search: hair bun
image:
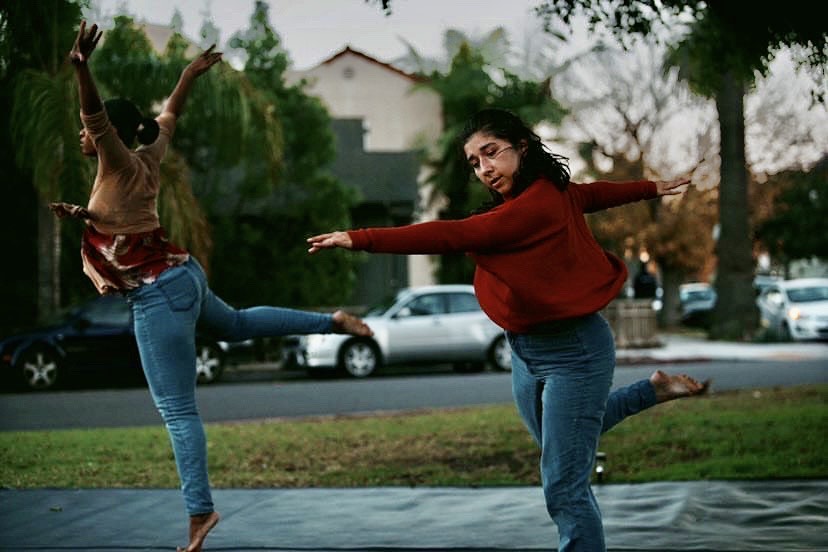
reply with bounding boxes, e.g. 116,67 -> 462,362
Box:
136,118 -> 160,145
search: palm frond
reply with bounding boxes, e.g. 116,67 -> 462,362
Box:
158,149 -> 213,272
11,66 -> 91,200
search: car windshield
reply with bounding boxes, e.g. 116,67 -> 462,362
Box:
364,292 -> 406,317
683,289 -> 714,302
786,286 -> 828,303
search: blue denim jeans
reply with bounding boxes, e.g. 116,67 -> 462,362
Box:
507,313 -> 657,552
125,258 -> 333,515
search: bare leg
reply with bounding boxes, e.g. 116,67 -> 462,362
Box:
650,369 -> 710,403
177,511 -> 220,552
332,310 -> 373,336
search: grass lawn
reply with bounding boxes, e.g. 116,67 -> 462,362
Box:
1,384 -> 826,489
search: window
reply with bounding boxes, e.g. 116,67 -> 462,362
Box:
787,286 -> 828,303
448,292 -> 481,313
403,294 -> 447,316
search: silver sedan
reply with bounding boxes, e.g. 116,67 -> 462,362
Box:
283,285 -> 511,377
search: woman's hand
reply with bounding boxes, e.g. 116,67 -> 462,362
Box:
69,20 -> 102,66
307,231 -> 353,254
183,44 -> 222,79
49,202 -> 91,220
655,177 -> 690,197
165,45 -> 222,118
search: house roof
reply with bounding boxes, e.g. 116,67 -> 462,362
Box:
133,21 -> 201,57
319,45 -> 428,83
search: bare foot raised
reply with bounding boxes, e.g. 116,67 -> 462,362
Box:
650,370 -> 711,403
332,310 -> 373,337
177,511 -> 220,552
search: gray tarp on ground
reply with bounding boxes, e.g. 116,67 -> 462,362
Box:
1,480 -> 826,551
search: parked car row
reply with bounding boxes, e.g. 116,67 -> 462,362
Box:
1,284 -> 511,390
283,284 -> 511,378
0,294 -> 255,391
678,277 -> 828,341
10,276 -> 820,391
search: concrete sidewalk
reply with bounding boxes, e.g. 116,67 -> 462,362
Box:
615,333 -> 828,364
2,480 -> 826,551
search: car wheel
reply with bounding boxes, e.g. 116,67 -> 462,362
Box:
18,346 -> 62,390
339,340 -> 381,378
196,343 -> 225,384
489,335 -> 512,372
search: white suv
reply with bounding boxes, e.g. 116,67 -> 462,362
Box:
283,285 -> 511,377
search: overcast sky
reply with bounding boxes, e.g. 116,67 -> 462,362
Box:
87,1 -> 826,175
90,0 -> 570,69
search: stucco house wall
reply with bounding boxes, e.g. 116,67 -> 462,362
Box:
286,47 -> 443,291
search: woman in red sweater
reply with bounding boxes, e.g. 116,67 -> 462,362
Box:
308,108 -> 707,551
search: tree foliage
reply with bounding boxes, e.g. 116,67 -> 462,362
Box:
530,0 -> 826,339
207,0 -> 357,308
2,0 -> 92,324
550,43 -> 718,325
1,0 -> 357,335
756,157 -> 828,266
535,0 -> 826,93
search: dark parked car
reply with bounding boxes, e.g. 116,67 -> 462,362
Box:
679,282 -> 717,328
0,294 -> 254,391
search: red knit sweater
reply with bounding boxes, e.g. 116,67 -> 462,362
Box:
348,178 -> 658,333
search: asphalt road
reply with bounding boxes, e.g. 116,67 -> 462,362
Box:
1,359 -> 826,431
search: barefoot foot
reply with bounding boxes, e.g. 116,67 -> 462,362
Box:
650,370 -> 711,403
177,511 -> 220,552
332,310 -> 373,337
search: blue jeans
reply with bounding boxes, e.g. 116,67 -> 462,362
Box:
125,258 -> 333,515
507,313 -> 657,552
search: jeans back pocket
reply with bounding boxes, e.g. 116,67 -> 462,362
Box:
156,268 -> 198,312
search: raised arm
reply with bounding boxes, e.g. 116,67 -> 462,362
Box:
163,45 -> 223,118
70,21 -> 104,115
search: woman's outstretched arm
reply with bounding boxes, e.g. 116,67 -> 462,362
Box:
70,20 -> 104,115
163,45 -> 223,118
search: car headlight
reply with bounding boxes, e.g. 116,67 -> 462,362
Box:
787,307 -> 809,321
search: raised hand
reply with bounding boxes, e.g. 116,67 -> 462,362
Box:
655,177 -> 690,197
69,20 -> 103,65
307,231 -> 353,254
183,44 -> 223,78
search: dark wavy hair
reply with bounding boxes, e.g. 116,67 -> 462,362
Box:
460,108 -> 570,213
104,98 -> 159,147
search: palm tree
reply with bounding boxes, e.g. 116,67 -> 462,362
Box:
6,0 -> 90,320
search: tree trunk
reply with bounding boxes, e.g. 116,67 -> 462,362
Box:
710,72 -> 758,339
36,202 -> 60,322
658,263 -> 684,328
